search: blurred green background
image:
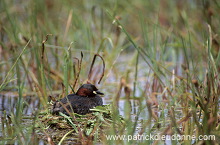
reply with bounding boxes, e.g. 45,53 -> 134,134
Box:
0,0 -> 219,144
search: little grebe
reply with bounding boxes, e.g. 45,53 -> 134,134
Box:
52,84 -> 104,115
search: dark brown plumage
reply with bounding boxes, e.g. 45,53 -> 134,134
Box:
52,84 -> 104,115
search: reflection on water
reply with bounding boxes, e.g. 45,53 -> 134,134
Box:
0,94 -> 46,144
0,94 -> 40,116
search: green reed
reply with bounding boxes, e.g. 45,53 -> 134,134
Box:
0,0 -> 219,144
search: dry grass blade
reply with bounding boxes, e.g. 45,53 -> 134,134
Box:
88,54 -> 105,84
72,52 -> 83,90
41,34 -> 52,60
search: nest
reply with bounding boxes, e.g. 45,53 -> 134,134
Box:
36,105 -> 123,144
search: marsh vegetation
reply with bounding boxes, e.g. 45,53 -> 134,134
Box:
0,0 -> 219,144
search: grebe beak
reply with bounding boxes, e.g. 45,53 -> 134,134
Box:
93,90 -> 104,95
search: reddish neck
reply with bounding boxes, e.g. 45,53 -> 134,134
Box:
76,88 -> 95,97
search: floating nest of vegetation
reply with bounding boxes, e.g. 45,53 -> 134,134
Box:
36,104 -> 123,144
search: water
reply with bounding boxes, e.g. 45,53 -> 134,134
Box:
0,94 -> 40,116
